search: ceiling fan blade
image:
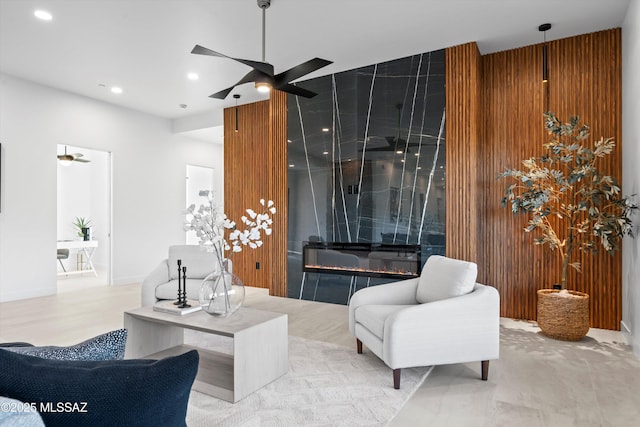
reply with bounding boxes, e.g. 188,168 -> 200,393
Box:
274,83 -> 318,98
70,153 -> 84,158
74,158 -> 91,163
191,44 -> 274,76
191,44 -> 226,57
209,87 -> 236,100
385,136 -> 416,148
274,58 -> 332,85
209,69 -> 267,99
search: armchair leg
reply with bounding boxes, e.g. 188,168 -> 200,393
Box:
393,369 -> 401,389
481,360 -> 489,381
356,339 -> 362,354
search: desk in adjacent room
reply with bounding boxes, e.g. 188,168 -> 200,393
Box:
57,240 -> 99,277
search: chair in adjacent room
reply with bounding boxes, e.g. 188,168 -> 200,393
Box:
57,249 -> 69,272
141,245 -> 228,307
348,255 -> 500,389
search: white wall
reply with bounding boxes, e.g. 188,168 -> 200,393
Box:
0,73 -> 223,301
622,0 -> 640,357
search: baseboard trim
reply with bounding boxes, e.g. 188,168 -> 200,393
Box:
112,275 -> 144,286
0,286 -> 56,303
620,321 -> 635,353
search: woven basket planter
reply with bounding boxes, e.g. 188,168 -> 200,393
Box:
537,289 -> 590,341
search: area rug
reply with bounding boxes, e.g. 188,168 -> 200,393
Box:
184,332 -> 433,426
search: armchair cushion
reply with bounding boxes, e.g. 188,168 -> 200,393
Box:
356,305 -> 412,339
168,245 -> 217,279
416,255 -> 477,303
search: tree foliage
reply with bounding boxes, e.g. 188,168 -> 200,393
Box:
500,113 -> 638,289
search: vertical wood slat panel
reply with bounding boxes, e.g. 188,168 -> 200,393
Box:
268,90 -> 288,297
445,43 -> 482,264
547,29 -> 623,330
469,29 -> 622,330
224,92 -> 288,296
225,100 -> 270,290
481,43 -> 547,323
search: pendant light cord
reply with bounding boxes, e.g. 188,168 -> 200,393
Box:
261,7 -> 266,62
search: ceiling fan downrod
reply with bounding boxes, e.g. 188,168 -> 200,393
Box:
257,0 -> 271,63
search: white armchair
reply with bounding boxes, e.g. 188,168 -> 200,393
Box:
141,245 -> 227,307
348,255 -> 499,389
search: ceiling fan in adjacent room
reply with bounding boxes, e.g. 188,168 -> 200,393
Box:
191,0 -> 332,99
57,146 -> 90,166
361,104 -> 421,153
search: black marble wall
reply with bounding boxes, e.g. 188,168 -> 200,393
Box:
287,49 -> 446,304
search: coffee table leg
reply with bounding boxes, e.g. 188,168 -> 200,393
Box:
124,313 -> 184,358
233,314 -> 288,402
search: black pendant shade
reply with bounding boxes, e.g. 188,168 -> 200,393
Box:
539,23 -> 551,82
233,94 -> 240,132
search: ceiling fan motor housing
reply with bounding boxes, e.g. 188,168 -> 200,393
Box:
257,0 -> 271,9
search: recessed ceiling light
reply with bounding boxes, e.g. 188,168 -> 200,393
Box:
322,128 -> 329,132
179,104 -> 187,109
414,153 -> 419,157
396,150 -> 403,154
111,86 -> 123,94
287,139 -> 292,143
417,167 -> 422,170
400,159 -> 405,163
323,151 -> 329,155
34,10 -> 52,21
289,164 -> 294,168
187,73 -> 199,80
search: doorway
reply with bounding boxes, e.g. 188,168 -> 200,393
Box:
56,144 -> 112,293
185,164 -> 218,245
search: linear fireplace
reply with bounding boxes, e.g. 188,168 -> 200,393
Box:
302,242 -> 422,279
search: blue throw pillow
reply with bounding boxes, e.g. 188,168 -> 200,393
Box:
0,349 -> 199,427
0,342 -> 34,348
3,329 -> 127,360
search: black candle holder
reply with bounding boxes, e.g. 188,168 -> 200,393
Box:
177,266 -> 191,308
174,259 -> 182,305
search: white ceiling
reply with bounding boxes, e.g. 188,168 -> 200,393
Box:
0,0 -> 631,140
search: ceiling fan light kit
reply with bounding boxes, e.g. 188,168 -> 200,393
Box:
58,155 -> 73,167
191,0 -> 332,99
57,145 -> 90,165
255,82 -> 272,93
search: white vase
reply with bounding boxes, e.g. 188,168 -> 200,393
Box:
199,264 -> 245,317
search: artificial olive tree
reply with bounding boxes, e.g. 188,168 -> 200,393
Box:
501,113 -> 637,290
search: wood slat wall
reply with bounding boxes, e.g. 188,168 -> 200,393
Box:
445,43 -> 482,264
223,91 -> 288,296
446,29 -> 623,329
267,90 -> 288,297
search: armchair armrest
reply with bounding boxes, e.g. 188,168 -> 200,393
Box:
141,259 -> 169,307
348,278 -> 419,335
383,283 -> 500,368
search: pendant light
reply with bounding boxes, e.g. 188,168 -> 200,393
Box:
538,23 -> 551,82
233,94 -> 241,132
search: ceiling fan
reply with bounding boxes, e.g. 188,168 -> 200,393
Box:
191,0 -> 332,99
57,146 -> 90,166
361,104 -> 421,153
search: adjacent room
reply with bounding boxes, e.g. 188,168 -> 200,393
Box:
1,0 -> 640,426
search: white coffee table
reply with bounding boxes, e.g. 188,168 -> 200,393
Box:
123,306 -> 288,403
